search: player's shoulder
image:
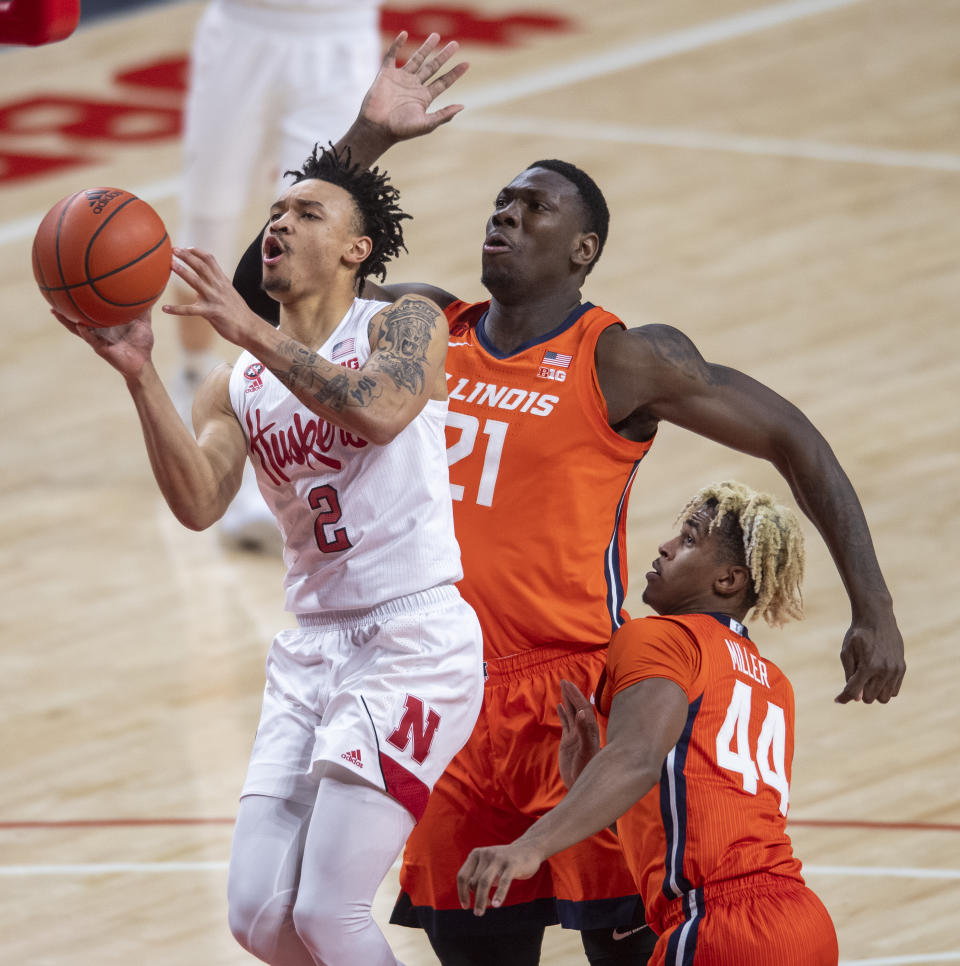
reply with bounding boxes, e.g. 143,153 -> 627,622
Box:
601,321 -> 697,353
444,298 -> 490,336
610,614 -> 701,662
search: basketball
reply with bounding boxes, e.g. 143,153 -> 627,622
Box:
32,187 -> 172,327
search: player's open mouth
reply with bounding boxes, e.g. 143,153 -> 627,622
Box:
482,233 -> 512,255
263,236 -> 286,265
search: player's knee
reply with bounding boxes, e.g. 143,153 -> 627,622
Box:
292,896 -> 370,963
227,881 -> 295,960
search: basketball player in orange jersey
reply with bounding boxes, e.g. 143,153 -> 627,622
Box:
231,34 -> 903,966
457,482 -> 839,966
54,144 -> 485,966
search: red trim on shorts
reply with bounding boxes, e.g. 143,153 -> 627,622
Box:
379,753 -> 430,821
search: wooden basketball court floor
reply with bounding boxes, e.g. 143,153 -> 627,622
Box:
0,0 -> 957,962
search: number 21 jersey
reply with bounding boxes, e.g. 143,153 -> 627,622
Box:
443,300 -> 655,659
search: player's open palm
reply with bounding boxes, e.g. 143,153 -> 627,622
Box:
359,31 -> 469,142
557,679 -> 600,789
52,309 -> 154,380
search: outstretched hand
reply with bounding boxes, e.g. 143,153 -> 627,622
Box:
835,613 -> 906,704
356,31 -> 469,144
557,679 -> 600,789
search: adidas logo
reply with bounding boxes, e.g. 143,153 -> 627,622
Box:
340,749 -> 363,768
85,188 -> 122,215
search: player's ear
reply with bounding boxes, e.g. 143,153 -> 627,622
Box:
344,235 -> 373,268
571,231 -> 599,270
715,565 -> 751,600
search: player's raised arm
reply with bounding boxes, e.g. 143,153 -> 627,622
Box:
598,323 -> 906,705
333,31 -> 470,169
231,36 -> 467,325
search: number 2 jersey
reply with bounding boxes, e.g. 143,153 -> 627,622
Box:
228,297 -> 463,614
443,300 -> 655,660
597,613 -> 804,934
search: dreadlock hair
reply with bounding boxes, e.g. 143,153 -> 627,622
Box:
286,142 -> 410,288
677,481 -> 806,628
526,159 -> 610,273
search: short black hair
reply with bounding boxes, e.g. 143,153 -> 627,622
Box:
287,143 -> 410,287
526,159 -> 610,273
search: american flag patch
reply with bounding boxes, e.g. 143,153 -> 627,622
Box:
332,338 -> 355,360
542,350 -> 573,368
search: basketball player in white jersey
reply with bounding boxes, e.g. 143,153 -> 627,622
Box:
173,0 -> 384,550
56,143 -> 484,966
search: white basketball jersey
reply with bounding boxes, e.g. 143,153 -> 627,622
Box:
228,298 -> 463,614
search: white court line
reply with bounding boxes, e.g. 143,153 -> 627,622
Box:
840,957 -> 960,965
3,860 -> 959,877
0,867 -> 955,966
462,0 -> 876,111
0,0 -> 886,247
783,863 -> 960,880
0,861 -> 228,875
456,115 -> 960,174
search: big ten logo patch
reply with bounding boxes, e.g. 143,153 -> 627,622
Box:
537,349 -> 573,382
244,361 -> 265,394
0,7 -> 573,186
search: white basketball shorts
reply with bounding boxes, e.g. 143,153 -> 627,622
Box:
240,584 -> 484,820
179,0 -> 381,229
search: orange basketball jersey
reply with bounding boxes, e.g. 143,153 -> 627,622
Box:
444,300 -> 654,660
597,613 -> 805,935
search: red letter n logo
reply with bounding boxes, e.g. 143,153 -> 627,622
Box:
386,695 -> 441,765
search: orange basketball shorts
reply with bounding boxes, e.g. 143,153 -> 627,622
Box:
391,644 -> 643,936
651,873 -> 838,966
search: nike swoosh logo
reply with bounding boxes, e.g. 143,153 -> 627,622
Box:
612,925 -> 651,941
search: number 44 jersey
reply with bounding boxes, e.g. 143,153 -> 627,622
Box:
597,613 -> 805,935
443,300 -> 655,659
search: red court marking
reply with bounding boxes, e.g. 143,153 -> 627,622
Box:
0,817 -> 958,831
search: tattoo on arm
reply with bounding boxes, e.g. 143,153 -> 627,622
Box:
270,340 -> 380,411
367,297 -> 437,395
267,296 -> 437,412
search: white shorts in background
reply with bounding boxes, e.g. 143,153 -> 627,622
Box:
241,584 -> 484,820
179,0 -> 381,235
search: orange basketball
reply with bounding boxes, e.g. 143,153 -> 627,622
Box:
32,187 -> 172,327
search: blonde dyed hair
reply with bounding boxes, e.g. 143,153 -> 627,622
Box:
677,481 -> 806,627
